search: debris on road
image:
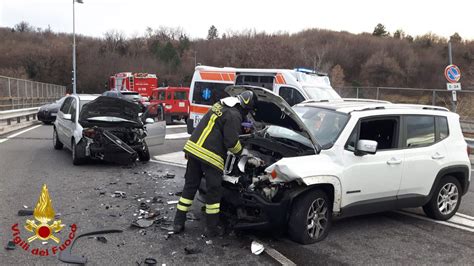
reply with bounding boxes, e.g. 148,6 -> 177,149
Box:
96,236 -> 108,244
205,240 -> 213,245
23,205 -> 28,209
131,219 -> 154,228
184,247 -> 202,255
4,241 -> 15,250
17,209 -> 34,216
113,191 -> 127,198
251,241 -> 264,255
143,257 -> 157,265
167,200 -> 179,205
160,225 -> 174,232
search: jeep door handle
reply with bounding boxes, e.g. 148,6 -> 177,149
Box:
431,153 -> 445,160
386,158 -> 402,165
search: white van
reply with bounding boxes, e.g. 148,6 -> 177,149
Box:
187,65 -> 341,133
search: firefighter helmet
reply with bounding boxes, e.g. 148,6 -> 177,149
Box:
237,91 -> 256,111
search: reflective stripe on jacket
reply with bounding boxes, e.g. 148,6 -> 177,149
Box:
184,102 -> 243,170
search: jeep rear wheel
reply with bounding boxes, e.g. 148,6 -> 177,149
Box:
423,176 -> 461,220
288,190 -> 332,244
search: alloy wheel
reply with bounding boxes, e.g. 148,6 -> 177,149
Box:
306,198 -> 328,239
437,183 -> 459,215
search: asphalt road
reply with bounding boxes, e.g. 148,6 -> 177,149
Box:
0,124 -> 473,265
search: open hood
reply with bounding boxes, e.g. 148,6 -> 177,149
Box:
79,96 -> 142,125
225,85 -> 321,153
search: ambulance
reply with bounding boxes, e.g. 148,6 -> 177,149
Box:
187,65 -> 341,133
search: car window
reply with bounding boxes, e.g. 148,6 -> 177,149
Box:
158,91 -> 165,100
192,82 -> 230,105
405,116 -> 435,148
174,91 -> 187,100
60,97 -> 73,113
69,99 -> 77,121
437,116 -> 449,140
346,117 -> 399,151
279,87 -> 305,106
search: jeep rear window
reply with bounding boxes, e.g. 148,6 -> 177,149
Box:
405,115 -> 435,148
192,82 -> 231,105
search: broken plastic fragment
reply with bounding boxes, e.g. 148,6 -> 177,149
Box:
251,241 -> 264,255
5,241 -> 15,250
167,200 -> 179,205
184,247 -> 201,255
132,219 -> 154,228
96,236 -> 107,244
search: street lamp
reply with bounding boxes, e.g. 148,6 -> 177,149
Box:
72,0 -> 83,94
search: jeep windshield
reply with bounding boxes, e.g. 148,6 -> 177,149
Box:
292,106 -> 349,149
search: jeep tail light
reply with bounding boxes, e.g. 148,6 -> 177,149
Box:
83,128 -> 96,138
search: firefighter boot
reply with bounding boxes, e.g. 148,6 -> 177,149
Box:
204,214 -> 225,237
173,209 -> 187,234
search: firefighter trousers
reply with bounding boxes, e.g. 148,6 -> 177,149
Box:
176,156 -> 223,217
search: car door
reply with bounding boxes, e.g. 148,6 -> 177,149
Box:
341,116 -> 403,209
56,97 -> 73,144
398,115 -> 448,197
62,98 -> 78,149
142,103 -> 166,146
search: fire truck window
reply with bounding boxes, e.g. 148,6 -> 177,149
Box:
158,91 -> 166,100
174,91 -> 187,100
193,82 -> 230,105
167,92 -> 172,100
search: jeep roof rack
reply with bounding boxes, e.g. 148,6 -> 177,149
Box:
342,98 -> 391,104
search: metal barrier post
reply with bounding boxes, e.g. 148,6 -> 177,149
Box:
432,91 -> 436,106
376,87 -> 380,100
356,88 -> 359,99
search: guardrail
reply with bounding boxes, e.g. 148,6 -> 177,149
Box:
0,107 -> 39,135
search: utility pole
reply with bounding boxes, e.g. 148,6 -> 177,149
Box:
72,0 -> 83,94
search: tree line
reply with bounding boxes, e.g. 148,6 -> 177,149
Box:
0,22 -> 473,94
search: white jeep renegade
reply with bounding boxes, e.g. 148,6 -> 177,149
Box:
215,86 -> 471,244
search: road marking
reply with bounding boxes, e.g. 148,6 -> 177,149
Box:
456,212 -> 474,221
150,159 -> 186,168
166,124 -> 187,129
152,151 -> 187,168
165,132 -> 190,139
397,210 -> 474,233
265,246 -> 297,266
0,124 -> 43,144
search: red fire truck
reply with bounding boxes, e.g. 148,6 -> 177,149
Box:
108,72 -> 158,97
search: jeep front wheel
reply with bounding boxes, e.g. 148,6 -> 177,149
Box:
423,176 -> 461,220
288,190 -> 332,244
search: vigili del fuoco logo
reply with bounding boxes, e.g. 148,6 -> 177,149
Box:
10,184 -> 77,256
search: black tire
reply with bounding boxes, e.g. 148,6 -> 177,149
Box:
53,127 -> 63,150
288,189 -> 332,244
71,139 -> 85,165
423,176 -> 462,220
138,142 -> 150,162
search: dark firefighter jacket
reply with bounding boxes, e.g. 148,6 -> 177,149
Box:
184,102 -> 243,170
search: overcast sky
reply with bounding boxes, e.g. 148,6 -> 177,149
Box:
1,0 -> 473,40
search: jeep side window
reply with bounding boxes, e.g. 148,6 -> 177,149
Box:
345,117 -> 399,151
437,116 -> 449,140
405,116 -> 435,148
279,87 -> 305,106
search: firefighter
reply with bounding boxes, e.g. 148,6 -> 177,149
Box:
173,90 -> 257,236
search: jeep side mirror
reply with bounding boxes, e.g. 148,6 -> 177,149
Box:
355,139 -> 377,156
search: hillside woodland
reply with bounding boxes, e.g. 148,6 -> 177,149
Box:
1,22 -> 474,93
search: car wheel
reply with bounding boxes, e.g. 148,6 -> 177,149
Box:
288,189 -> 332,244
71,139 -> 85,165
423,176 -> 461,220
138,142 -> 151,162
53,128 -> 63,150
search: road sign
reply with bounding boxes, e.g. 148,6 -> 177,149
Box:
447,82 -> 462,91
444,64 -> 461,83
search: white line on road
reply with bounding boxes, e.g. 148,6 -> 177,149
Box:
265,246 -> 297,266
165,132 -> 190,139
397,210 -> 474,233
0,124 -> 43,144
152,151 -> 187,168
166,124 -> 187,129
456,212 -> 474,221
